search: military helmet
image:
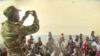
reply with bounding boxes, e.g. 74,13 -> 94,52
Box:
4,6 -> 18,17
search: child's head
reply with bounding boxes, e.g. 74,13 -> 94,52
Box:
92,46 -> 97,51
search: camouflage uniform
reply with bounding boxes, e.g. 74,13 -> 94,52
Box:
1,13 -> 39,56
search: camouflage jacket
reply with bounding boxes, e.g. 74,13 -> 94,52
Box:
1,18 -> 39,54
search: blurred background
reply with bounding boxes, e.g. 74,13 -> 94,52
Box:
0,0 -> 100,47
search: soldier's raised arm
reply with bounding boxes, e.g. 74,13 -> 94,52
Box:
21,10 -> 39,35
20,11 -> 30,24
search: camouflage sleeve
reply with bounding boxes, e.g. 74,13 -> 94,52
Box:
1,23 -> 18,37
21,17 -> 39,35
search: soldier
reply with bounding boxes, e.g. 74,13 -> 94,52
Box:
1,6 -> 39,56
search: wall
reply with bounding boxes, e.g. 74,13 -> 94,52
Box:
15,0 -> 100,35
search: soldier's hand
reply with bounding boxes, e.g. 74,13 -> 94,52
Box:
25,10 -> 30,17
32,10 -> 36,16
